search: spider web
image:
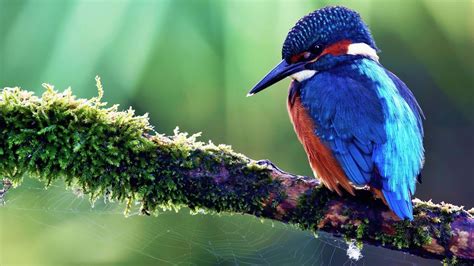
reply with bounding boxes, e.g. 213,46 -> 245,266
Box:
0,178 -> 436,265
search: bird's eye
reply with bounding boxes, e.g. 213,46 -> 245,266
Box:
309,44 -> 323,56
289,44 -> 324,63
300,45 -> 323,62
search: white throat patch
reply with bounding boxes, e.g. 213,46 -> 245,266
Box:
291,70 -> 317,82
347,43 -> 379,62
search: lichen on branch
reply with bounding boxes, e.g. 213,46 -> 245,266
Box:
0,81 -> 278,216
0,82 -> 472,264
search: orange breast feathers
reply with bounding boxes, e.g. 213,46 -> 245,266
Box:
287,85 -> 354,195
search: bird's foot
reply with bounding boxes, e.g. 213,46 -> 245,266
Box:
256,159 -> 310,181
256,159 -> 286,173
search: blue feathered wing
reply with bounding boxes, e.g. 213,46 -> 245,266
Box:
300,60 -> 424,220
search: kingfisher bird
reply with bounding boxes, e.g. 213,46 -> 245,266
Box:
248,6 -> 424,220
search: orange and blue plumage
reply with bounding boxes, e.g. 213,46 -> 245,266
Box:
248,6 -> 424,220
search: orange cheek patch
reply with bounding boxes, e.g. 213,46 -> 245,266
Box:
320,39 -> 352,57
290,53 -> 304,63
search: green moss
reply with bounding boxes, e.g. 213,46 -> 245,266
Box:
340,218 -> 369,249
375,220 -> 412,249
356,219 -> 368,239
442,256 -> 458,266
412,199 -> 463,251
289,186 -> 336,230
289,190 -> 435,253
371,212 -> 432,250
0,84 -> 282,217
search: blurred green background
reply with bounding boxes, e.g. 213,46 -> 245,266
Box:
0,0 -> 472,265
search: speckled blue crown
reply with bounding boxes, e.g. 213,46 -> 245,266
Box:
282,6 -> 377,60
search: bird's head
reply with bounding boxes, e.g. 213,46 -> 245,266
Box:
248,6 -> 379,96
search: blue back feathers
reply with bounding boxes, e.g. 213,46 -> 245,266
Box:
300,58 -> 424,220
282,6 -> 377,61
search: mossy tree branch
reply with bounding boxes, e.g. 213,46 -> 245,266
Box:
0,83 -> 472,264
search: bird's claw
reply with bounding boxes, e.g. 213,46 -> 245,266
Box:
256,159 -> 301,179
257,159 -> 283,172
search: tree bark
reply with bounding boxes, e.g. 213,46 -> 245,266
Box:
249,161 -> 473,264
0,85 -> 472,264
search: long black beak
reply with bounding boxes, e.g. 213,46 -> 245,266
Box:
247,60 -> 306,96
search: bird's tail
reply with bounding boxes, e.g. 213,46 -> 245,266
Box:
382,189 -> 414,221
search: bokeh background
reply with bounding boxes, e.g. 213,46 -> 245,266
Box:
1,0 -> 472,265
